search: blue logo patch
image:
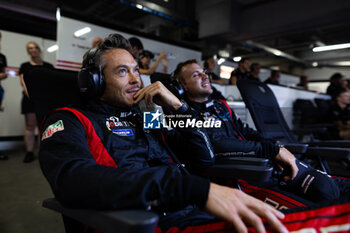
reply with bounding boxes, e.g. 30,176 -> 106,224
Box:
143,110 -> 162,129
112,129 -> 134,136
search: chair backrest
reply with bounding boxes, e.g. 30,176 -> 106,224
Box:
24,67 -> 83,125
314,98 -> 332,121
293,99 -> 323,126
237,79 -> 298,143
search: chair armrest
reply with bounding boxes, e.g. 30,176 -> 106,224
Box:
193,164 -> 273,182
284,143 -> 308,154
43,198 -> 158,233
305,147 -> 350,159
215,157 -> 269,166
308,140 -> 350,148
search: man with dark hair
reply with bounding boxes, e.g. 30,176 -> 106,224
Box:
203,56 -> 225,85
264,70 -> 280,85
39,34 -> 286,233
128,37 -> 144,59
327,73 -> 345,98
173,59 -> 349,205
329,88 -> 350,140
229,58 -> 250,85
248,63 -> 261,81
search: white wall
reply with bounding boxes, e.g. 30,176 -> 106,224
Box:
305,67 -> 350,81
0,30 -> 56,137
213,83 -> 330,129
57,16 -> 202,73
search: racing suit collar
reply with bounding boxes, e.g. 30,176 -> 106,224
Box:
186,98 -> 214,111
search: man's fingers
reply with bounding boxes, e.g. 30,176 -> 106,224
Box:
240,210 -> 265,233
231,214 -> 249,233
267,205 -> 285,220
245,195 -> 288,233
261,209 -> 288,233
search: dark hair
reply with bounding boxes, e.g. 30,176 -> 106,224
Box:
250,63 -> 260,71
82,34 -> 132,69
332,87 -> 347,100
173,59 -> 197,84
330,73 -> 343,84
128,37 -> 144,50
202,56 -> 214,69
238,57 -> 248,65
271,70 -> 280,77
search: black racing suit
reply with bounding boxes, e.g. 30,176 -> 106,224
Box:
183,99 -> 280,167
183,99 -> 350,204
39,100 -> 219,231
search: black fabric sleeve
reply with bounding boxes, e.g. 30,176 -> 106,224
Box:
18,62 -> 27,75
164,106 -> 216,168
212,136 -> 279,159
39,111 -> 210,212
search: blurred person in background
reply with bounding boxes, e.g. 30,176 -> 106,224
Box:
0,32 -> 7,110
229,57 -> 250,85
264,70 -> 280,85
297,75 -> 308,90
128,37 -> 144,59
327,73 -> 345,98
0,32 -> 8,160
203,56 -> 226,85
248,63 -> 261,81
19,42 -> 54,163
139,50 -> 168,75
329,88 -> 350,140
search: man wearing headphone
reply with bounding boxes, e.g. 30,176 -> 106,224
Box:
39,34 -> 287,233
173,59 -> 350,205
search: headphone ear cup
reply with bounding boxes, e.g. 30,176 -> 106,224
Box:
169,78 -> 185,100
78,67 -> 105,99
203,60 -> 209,70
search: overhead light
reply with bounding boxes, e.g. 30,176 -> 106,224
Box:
74,27 -> 91,37
334,61 -> 350,66
233,56 -> 241,62
217,58 -> 225,65
56,7 -> 61,21
274,51 -> 282,56
270,66 -> 279,70
136,4 -> 143,9
220,65 -> 234,79
47,45 -> 59,53
218,50 -> 229,58
312,62 -> 318,67
313,43 -> 350,52
164,0 -> 169,2
213,54 -> 217,60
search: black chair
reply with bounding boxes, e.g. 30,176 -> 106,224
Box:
293,99 -> 337,141
237,79 -> 350,176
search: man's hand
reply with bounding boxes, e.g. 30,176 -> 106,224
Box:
133,81 -> 182,110
274,147 -> 298,181
158,51 -> 167,60
206,183 -> 288,233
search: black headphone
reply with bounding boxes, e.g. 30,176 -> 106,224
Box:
168,73 -> 185,100
78,47 -> 106,99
